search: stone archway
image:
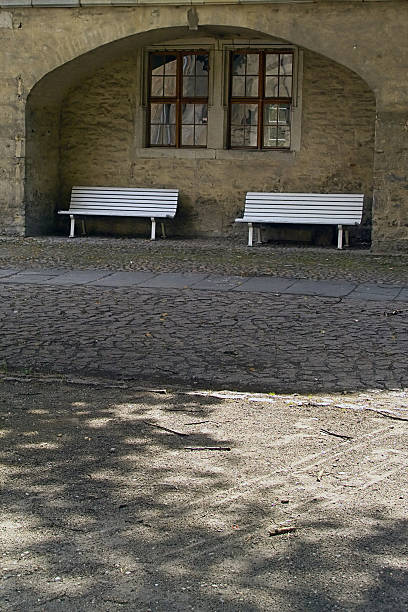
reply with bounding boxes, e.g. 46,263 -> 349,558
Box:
25,24 -> 376,242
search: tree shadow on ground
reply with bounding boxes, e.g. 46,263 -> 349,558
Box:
0,380 -> 407,611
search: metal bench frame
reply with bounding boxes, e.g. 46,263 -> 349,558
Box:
235,193 -> 364,249
58,186 -> 179,240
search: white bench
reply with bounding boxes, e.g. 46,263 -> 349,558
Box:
58,186 -> 179,240
235,193 -> 364,249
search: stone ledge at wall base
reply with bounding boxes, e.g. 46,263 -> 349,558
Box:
0,0 -> 358,6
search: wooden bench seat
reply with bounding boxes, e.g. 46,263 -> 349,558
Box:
58,186 -> 179,239
235,193 -> 364,249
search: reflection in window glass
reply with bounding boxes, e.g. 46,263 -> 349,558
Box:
230,50 -> 293,149
231,104 -> 258,126
265,54 -> 279,75
149,51 -> 209,148
181,103 -> 208,147
280,54 -> 293,76
263,103 -> 290,148
232,54 -> 246,75
150,103 -> 176,146
265,76 -> 279,97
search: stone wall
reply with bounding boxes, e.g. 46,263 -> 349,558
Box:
58,48 -> 375,243
0,1 -> 407,249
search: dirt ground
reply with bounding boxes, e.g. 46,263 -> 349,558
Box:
1,374 -> 407,611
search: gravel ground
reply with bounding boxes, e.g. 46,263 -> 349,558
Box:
0,376 -> 407,612
1,237 -> 407,285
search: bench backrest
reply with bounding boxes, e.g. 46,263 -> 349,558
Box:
242,193 -> 364,225
69,186 -> 178,218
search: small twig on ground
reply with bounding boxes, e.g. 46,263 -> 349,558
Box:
143,421 -> 189,437
320,428 -> 353,440
269,526 -> 297,536
184,446 -> 231,451
37,593 -> 67,605
317,469 -> 324,481
373,411 -> 408,422
184,420 -> 210,425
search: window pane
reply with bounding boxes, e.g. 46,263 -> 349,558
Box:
150,124 -> 162,146
182,54 -> 195,76
265,76 -> 279,97
266,54 -> 279,75
231,104 -> 258,126
246,54 -> 259,75
183,76 -> 194,97
164,77 -> 176,96
182,54 -> 208,98
279,76 -> 292,98
196,77 -> 208,97
164,55 -> 177,75
150,124 -> 176,146
195,125 -> 207,146
232,76 -> 245,96
245,76 -> 259,97
263,125 -> 277,147
150,104 -> 176,125
280,54 -> 293,76
194,104 -> 208,124
151,76 -> 164,97
183,75 -> 208,97
162,125 -> 176,146
277,125 -> 291,148
151,56 -> 165,76
278,104 -> 290,124
232,54 -> 246,75
264,103 -> 278,124
196,55 -> 208,76
245,127 -> 258,147
182,125 -> 194,146
182,104 -> 195,125
230,126 -> 245,147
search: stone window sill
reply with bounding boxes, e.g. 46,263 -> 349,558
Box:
135,147 -> 296,161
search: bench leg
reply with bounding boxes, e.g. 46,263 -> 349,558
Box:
345,229 -> 350,248
337,224 -> 343,250
160,222 -> 166,239
256,226 -> 262,244
248,222 -> 253,247
81,218 -> 86,236
151,217 -> 156,241
69,215 -> 75,238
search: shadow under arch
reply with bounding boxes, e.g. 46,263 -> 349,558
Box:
25,24 -> 376,238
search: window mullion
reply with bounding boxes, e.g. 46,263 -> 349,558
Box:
258,51 -> 265,150
176,52 -> 182,148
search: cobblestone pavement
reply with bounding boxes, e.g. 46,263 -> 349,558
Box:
1,236 -> 407,392
1,281 -> 407,392
0,236 -> 407,284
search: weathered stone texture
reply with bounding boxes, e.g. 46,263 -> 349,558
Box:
372,111 -> 408,252
0,2 -> 406,247
58,49 -> 375,241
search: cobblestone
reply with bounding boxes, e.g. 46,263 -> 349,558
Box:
0,283 -> 407,392
0,236 -> 407,284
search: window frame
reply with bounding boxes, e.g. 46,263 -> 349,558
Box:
147,49 -> 210,149
228,48 -> 294,150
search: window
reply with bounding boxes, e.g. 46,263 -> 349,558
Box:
229,50 -> 293,149
148,51 -> 209,148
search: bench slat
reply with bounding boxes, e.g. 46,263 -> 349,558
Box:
236,217 -> 361,225
236,191 -> 365,248
59,186 -> 179,239
59,210 -> 176,217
